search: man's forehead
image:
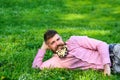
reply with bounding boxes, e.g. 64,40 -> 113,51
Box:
47,34 -> 60,43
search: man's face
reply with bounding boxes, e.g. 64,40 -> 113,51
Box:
46,34 -> 65,53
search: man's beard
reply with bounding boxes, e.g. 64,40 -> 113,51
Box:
51,42 -> 68,58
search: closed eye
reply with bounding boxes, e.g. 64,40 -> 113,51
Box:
57,38 -> 60,41
51,41 -> 55,45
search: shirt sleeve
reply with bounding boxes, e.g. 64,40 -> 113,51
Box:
69,36 -> 111,65
32,49 -> 46,68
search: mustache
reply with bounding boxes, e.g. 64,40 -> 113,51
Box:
56,44 -> 64,50
55,43 -> 66,51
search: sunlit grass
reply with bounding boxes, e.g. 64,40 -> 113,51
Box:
62,13 -> 86,20
0,0 -> 120,80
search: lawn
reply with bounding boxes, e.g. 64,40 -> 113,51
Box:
0,0 -> 120,80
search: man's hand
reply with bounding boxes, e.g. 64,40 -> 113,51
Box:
104,64 -> 111,76
41,42 -> 49,50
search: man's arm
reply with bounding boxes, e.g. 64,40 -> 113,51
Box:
32,49 -> 46,68
32,42 -> 49,69
69,36 -> 111,75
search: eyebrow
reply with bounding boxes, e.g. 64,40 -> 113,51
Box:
51,41 -> 55,45
50,37 -> 60,45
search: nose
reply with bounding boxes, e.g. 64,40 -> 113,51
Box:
55,41 -> 59,46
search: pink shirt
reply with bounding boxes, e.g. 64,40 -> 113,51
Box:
32,36 -> 111,70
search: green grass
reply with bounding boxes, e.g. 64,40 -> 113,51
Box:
0,0 -> 120,80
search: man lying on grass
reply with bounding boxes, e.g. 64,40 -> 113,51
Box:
32,30 -> 120,76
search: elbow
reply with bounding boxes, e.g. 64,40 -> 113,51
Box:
98,42 -> 109,49
32,64 -> 43,70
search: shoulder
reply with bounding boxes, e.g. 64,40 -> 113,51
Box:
66,36 -> 88,42
69,36 -> 88,40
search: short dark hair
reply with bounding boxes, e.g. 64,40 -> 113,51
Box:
44,30 -> 58,42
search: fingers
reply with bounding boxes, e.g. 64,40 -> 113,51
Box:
104,72 -> 110,76
104,68 -> 111,76
41,42 -> 49,50
103,64 -> 111,76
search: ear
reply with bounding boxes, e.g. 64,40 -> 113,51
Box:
45,42 -> 50,50
47,45 -> 50,50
